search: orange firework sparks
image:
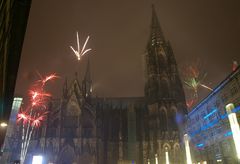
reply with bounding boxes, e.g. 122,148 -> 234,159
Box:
18,72 -> 58,163
37,73 -> 59,87
42,73 -> 58,86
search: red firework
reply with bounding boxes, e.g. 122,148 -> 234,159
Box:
17,73 -> 58,126
37,73 -> 59,87
17,112 -> 29,124
31,112 -> 48,128
29,90 -> 51,107
186,99 -> 196,109
18,73 -> 58,163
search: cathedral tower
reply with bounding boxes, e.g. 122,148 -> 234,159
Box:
144,5 -> 186,107
143,5 -> 187,163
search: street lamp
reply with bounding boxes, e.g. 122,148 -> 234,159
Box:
165,147 -> 170,164
147,159 -> 150,164
155,154 -> 158,164
184,134 -> 193,164
225,103 -> 240,160
32,155 -> 43,164
0,122 -> 7,128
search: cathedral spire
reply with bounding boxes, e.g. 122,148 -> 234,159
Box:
62,77 -> 68,98
145,5 -> 186,105
84,56 -> 91,83
83,56 -> 92,98
148,4 -> 165,47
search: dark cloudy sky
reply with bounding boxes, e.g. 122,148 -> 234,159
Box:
15,0 -> 240,101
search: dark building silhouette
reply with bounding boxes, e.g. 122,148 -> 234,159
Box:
3,6 -> 187,164
0,0 -> 32,151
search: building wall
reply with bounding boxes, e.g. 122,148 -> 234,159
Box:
0,0 -> 32,150
0,97 -> 23,163
186,66 -> 240,164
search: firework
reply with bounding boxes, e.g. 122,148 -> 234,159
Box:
183,64 -> 212,98
232,60 -> 238,72
17,73 -> 58,164
186,99 -> 195,109
37,72 -> 58,87
70,31 -> 91,61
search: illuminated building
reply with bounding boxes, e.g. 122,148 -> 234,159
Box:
6,5 -> 187,164
0,0 -> 32,149
186,66 -> 240,163
0,97 -> 23,163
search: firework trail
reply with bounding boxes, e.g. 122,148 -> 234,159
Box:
17,73 -> 58,164
232,60 -> 238,72
182,62 -> 213,109
183,64 -> 212,99
70,31 -> 91,61
186,99 -> 195,109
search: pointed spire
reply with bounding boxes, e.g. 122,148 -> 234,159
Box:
148,5 -> 165,47
84,56 -> 91,83
63,77 -> 68,98
83,56 -> 92,98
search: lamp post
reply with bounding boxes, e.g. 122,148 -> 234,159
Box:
32,155 -> 43,164
155,154 -> 158,164
184,134 -> 193,164
147,159 -> 150,164
165,147 -> 170,164
225,103 -> 240,161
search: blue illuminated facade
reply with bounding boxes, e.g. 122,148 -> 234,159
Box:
186,66 -> 240,164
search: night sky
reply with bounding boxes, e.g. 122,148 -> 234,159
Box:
15,0 -> 240,103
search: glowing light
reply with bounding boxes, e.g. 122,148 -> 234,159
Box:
147,159 -> 150,164
200,84 -> 213,91
17,113 -> 29,124
165,150 -> 170,164
42,74 -> 58,86
32,155 -> 43,164
203,108 -> 217,119
224,131 -> 232,137
184,134 -> 193,164
196,143 -> 204,147
0,122 -> 7,127
29,90 -> 51,107
70,31 -> 91,61
155,154 -> 158,164
226,103 -> 240,160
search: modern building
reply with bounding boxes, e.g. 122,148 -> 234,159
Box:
0,97 -> 23,163
0,0 -> 32,149
186,66 -> 240,164
7,6 -> 187,164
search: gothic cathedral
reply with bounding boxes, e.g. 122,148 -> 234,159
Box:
16,6 -> 187,164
